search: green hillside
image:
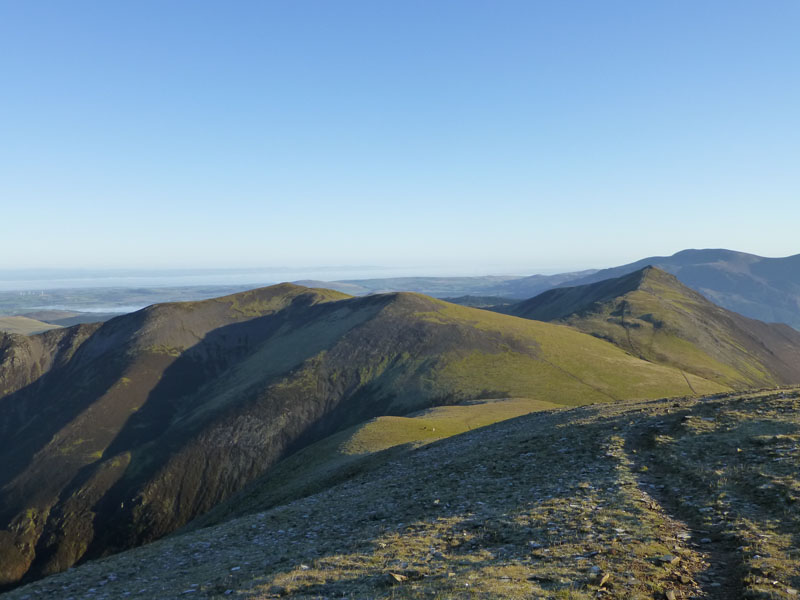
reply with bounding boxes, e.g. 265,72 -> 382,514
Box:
504,266 -> 800,389
0,284 -> 726,587
191,397 -> 562,528
559,249 -> 800,329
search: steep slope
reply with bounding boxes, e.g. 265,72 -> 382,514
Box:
4,389 -> 798,600
190,397 -> 563,529
0,284 -> 725,587
505,267 -> 800,389
557,249 -> 800,329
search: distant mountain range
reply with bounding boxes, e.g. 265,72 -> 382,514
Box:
302,249 -> 800,329
296,270 -> 597,300
2,249 -> 798,333
557,249 -> 800,329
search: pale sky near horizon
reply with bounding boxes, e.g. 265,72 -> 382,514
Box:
2,1 -> 799,273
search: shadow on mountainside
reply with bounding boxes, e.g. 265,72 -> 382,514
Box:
254,393 -> 799,600
29,292 -> 503,579
24,295 -> 371,578
3,291 -> 531,587
0,311 -> 152,587
0,311 -> 144,490
3,391 -> 799,599
0,310 -> 150,507
183,401 -> 747,599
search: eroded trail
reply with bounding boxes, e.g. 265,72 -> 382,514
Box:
625,418 -> 744,598
624,390 -> 800,600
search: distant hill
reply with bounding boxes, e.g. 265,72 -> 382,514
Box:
295,270 -> 598,299
293,275 -> 524,297
3,249 -> 798,329
19,310 -> 123,327
548,249 -> 800,329
0,316 -> 61,336
0,284 -> 723,587
504,266 -> 800,389
441,295 -> 516,308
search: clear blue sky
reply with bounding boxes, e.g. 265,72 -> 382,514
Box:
2,0 -> 798,273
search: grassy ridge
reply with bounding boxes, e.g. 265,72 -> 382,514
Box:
505,267 -> 800,389
410,296 -> 723,404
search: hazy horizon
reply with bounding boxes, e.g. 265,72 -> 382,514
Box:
0,263 -> 575,292
2,246 -> 799,294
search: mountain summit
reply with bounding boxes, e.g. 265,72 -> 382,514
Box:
553,249 -> 800,328
505,266 -> 800,389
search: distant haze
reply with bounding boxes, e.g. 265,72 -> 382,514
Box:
0,264 -> 571,292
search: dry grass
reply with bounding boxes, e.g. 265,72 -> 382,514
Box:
0,316 -> 61,336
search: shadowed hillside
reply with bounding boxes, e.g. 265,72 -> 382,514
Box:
188,397 -> 564,530
0,284 -> 724,587
3,388 -> 798,599
504,267 -> 800,389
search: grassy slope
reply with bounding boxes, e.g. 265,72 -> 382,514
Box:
191,397 -> 562,528
506,267 -> 800,389
5,388 -> 798,600
418,296 -> 723,404
20,310 -> 123,327
558,249 -> 800,329
0,316 -> 61,335
0,285 -> 727,587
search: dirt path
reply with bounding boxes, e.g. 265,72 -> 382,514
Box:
625,416 -> 745,599
680,370 -> 698,395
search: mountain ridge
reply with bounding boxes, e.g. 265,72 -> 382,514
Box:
295,249 -> 800,329
550,249 -> 800,328
503,266 -> 800,389
0,283 -> 723,586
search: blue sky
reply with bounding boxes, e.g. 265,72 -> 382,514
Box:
2,0 -> 798,273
